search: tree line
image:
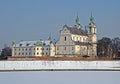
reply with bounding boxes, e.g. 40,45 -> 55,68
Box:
0,45 -> 12,60
97,37 -> 120,58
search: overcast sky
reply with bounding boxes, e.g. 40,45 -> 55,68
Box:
0,0 -> 120,49
0,71 -> 120,84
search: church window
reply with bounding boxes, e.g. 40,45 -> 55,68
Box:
94,28 -> 96,33
80,37 -> 81,41
81,38 -> 83,42
64,47 -> 66,50
84,47 -> 86,50
19,53 -> 20,55
37,48 -> 39,50
42,53 -> 44,55
57,47 -> 59,50
64,37 -> 66,41
77,37 -> 78,41
83,38 -> 85,42
29,52 -> 31,55
89,27 -> 91,33
72,47 -> 74,50
34,48 -> 35,50
37,52 -> 39,55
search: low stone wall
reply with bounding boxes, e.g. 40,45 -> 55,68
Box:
8,56 -> 113,61
0,61 -> 120,71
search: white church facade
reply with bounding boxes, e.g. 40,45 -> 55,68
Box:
55,14 -> 97,57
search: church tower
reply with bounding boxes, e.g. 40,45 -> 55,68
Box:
75,15 -> 82,29
87,13 -> 97,57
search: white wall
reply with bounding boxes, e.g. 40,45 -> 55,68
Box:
0,61 -> 120,71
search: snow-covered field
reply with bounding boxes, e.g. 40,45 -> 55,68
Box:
0,61 -> 120,71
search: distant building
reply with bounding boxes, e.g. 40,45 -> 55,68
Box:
55,14 -> 97,57
12,40 -> 55,56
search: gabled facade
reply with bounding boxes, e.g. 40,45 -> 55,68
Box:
56,14 -> 97,57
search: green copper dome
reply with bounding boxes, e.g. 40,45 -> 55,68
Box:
35,41 -> 42,46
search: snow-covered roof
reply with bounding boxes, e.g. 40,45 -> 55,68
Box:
15,40 -> 51,47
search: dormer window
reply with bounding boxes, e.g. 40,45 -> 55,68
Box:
19,44 -> 22,46
26,43 -> 29,46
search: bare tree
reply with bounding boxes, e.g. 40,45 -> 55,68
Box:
97,37 -> 112,58
111,37 -> 120,58
0,45 -> 12,60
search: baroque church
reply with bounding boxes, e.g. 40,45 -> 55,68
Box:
55,14 -> 97,57
12,14 -> 97,58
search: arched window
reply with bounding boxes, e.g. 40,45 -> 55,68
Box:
80,37 -> 81,41
64,37 -> 66,41
94,28 -> 96,33
89,27 -> 91,33
57,47 -> 59,50
77,37 -> 78,41
64,47 -> 66,50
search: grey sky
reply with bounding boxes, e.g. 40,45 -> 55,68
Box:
0,72 -> 120,84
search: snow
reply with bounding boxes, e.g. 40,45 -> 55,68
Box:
0,61 -> 120,71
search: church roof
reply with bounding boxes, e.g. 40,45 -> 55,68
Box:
64,25 -> 88,36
